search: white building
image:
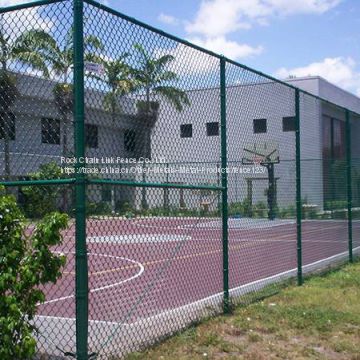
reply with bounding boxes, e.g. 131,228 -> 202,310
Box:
141,76 -> 360,213
1,73 -> 360,215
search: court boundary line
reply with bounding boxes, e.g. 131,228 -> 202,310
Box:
42,253 -> 144,305
36,246 -> 360,326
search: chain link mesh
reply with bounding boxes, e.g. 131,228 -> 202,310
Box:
225,63 -> 297,304
0,0 -> 359,358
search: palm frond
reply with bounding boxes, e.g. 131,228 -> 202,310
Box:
133,43 -> 149,62
154,86 -> 190,112
115,78 -> 135,96
14,52 -> 50,77
84,34 -> 104,51
12,29 -> 62,78
153,54 -> 175,74
156,70 -> 178,83
12,29 -> 59,55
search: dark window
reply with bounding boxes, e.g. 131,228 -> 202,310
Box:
0,112 -> 15,140
253,118 -> 267,133
180,124 -> 192,138
124,129 -> 136,152
333,119 -> 345,159
41,118 -> 60,144
85,124 -> 98,148
282,116 -> 296,132
206,122 -> 219,136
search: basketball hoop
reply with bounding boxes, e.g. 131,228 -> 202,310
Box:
253,156 -> 263,166
242,141 -> 280,166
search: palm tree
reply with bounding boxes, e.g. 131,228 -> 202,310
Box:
31,28 -> 103,156
0,29 -> 53,179
26,28 -> 103,212
132,44 -> 190,209
133,44 -> 190,123
92,53 -> 135,123
89,53 -> 136,213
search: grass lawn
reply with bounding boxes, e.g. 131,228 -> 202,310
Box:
126,260 -> 360,360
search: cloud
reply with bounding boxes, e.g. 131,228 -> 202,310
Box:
0,0 -> 43,5
158,13 -> 179,26
153,36 -> 262,79
274,57 -> 360,96
188,36 -> 263,59
185,0 -> 251,38
155,43 -> 219,75
1,0 -> 54,35
186,0 -> 342,37
182,0 -> 341,64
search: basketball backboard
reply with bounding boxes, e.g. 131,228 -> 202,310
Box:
242,141 -> 280,165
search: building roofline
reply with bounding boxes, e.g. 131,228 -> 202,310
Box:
282,75 -> 360,103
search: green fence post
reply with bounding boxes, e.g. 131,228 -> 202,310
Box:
220,56 -> 229,313
346,109 -> 353,263
295,89 -> 303,285
73,0 -> 88,359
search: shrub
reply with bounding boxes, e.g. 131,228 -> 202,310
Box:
279,205 -> 296,218
86,201 -> 112,216
229,198 -> 252,217
253,201 -> 268,218
21,162 -> 66,218
324,200 -> 347,211
0,186 -> 68,359
115,201 -> 133,214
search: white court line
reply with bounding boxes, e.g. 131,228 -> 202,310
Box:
132,218 -> 360,231
42,253 -> 144,305
233,238 -> 348,244
37,246 -> 360,326
87,234 -> 191,244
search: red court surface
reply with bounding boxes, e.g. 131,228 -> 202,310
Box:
37,217 -> 360,326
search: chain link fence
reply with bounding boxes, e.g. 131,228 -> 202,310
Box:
0,0 -> 359,359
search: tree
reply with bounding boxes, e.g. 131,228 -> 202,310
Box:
21,162 -> 65,218
0,29 -> 53,179
27,28 -> 102,211
132,44 -> 190,120
0,186 -> 68,359
93,53 -> 135,122
132,44 -> 190,208
27,28 -> 103,156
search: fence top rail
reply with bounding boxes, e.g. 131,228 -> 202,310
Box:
84,0 -> 360,117
0,0 -> 64,13
83,0 -> 222,60
1,0 -> 360,118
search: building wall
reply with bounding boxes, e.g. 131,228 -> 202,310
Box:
3,74 -> 360,214
140,81 -> 325,212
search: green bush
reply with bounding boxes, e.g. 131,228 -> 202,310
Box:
115,201 -> 133,215
252,201 -> 268,218
278,205 -> 296,219
21,162 -> 65,219
352,209 -> 360,220
0,186 -> 68,360
333,210 -> 348,220
324,200 -> 347,211
229,198 -> 252,217
86,201 -> 112,216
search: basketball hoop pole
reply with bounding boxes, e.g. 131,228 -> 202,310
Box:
243,145 -> 279,220
266,163 -> 276,220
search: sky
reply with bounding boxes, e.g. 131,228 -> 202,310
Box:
106,0 -> 360,96
2,0 -> 360,96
